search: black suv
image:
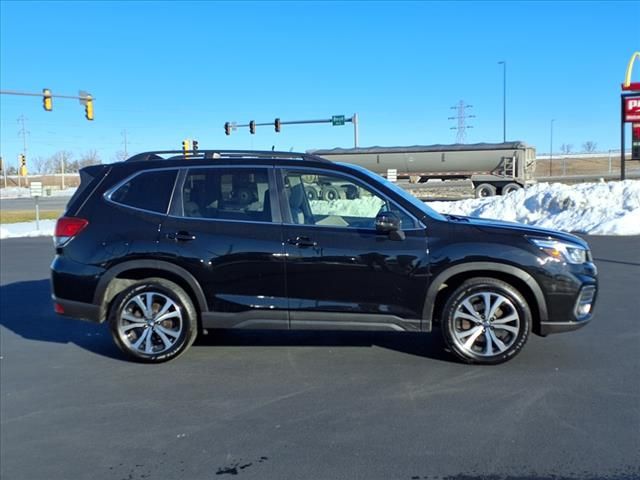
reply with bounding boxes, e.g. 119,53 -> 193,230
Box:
51,150 -> 598,364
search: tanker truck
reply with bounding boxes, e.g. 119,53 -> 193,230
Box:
309,142 -> 536,197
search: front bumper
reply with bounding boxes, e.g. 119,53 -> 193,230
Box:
538,317 -> 592,335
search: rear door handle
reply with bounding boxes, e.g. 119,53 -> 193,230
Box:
287,236 -> 317,248
166,231 -> 196,242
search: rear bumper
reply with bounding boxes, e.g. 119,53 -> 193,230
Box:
52,295 -> 102,323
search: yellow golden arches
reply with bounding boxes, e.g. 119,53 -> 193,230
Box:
623,51 -> 640,89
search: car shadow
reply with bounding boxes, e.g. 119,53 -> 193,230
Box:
197,328 -> 453,363
0,279 -> 123,360
0,279 -> 453,363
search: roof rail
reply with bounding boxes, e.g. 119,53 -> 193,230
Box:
125,150 -> 330,163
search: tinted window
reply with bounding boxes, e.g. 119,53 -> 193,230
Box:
111,170 -> 177,213
181,168 -> 272,222
283,171 -> 416,229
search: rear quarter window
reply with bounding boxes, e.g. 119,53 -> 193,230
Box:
110,170 -> 177,214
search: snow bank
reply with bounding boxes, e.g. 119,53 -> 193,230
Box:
0,220 -> 57,239
1,181 -> 638,239
310,195 -> 384,217
0,187 -> 77,199
428,180 -> 640,235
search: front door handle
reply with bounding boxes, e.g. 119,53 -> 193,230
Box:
166,231 -> 196,242
287,236 -> 317,248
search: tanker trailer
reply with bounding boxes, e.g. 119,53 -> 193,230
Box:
309,142 -> 536,197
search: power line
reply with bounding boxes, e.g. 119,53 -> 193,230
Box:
448,100 -> 475,144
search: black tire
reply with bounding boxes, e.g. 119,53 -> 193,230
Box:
441,277 -> 531,365
306,187 -> 319,201
474,183 -> 497,198
321,186 -> 341,201
109,278 -> 198,363
501,183 -> 522,195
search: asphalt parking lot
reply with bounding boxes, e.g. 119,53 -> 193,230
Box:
1,236 -> 639,480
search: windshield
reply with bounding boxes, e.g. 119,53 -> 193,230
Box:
340,163 -> 447,222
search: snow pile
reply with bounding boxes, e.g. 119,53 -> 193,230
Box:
0,220 -> 57,239
310,195 -> 385,217
0,187 -> 77,199
1,181 -> 638,239
428,180 -> 640,235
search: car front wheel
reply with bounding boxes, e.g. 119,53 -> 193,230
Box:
109,278 -> 198,363
441,277 -> 531,364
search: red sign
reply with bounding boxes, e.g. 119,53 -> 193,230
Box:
625,96 -> 640,122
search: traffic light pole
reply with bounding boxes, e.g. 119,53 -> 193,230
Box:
228,114 -> 360,148
0,89 -> 95,120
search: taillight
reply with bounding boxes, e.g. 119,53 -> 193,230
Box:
54,217 -> 88,247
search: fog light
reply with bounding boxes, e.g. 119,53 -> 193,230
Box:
574,286 -> 596,320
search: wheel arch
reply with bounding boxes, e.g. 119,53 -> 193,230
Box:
94,260 -> 208,322
423,262 -> 548,333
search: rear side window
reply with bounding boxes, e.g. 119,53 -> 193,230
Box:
181,168 -> 272,222
110,170 -> 177,214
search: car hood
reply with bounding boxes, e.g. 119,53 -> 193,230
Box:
449,215 -> 589,248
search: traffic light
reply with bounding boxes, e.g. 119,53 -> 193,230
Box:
275,118 -> 281,133
43,88 -> 53,111
182,139 -> 191,155
19,154 -> 27,176
84,94 -> 94,121
224,122 -> 231,135
192,140 -> 199,152
249,120 -> 256,135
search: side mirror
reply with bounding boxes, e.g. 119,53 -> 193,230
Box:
375,211 -> 405,240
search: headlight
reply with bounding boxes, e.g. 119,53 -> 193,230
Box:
529,238 -> 587,264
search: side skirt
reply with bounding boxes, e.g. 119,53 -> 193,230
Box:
201,310 -> 428,332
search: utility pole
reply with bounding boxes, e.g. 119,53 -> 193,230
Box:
498,61 -> 507,142
448,101 -> 475,144
61,154 -> 65,190
549,119 -> 555,176
17,115 -> 29,187
122,130 -> 129,158
353,112 -> 359,148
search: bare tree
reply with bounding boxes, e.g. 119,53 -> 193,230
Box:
560,144 -> 573,155
582,141 -> 597,153
46,151 -> 74,174
78,150 -> 101,169
31,156 -> 48,174
113,150 -> 128,162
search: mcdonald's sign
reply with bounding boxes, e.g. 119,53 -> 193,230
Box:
621,52 -> 640,91
625,96 -> 640,122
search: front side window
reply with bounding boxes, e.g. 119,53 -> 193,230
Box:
181,168 -> 272,222
110,169 -> 177,213
283,171 -> 416,229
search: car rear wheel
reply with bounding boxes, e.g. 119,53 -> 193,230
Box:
441,277 -> 531,364
109,278 -> 198,363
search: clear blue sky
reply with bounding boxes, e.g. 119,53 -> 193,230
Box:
1,0 -> 638,169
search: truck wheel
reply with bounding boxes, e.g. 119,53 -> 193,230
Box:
501,183 -> 522,195
306,187 -> 318,201
441,278 -> 531,365
475,183 -> 497,198
109,278 -> 198,363
321,186 -> 341,201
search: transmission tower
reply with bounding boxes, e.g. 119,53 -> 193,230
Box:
448,100 -> 475,144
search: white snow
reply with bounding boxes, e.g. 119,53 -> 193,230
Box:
310,195 -> 385,217
0,220 -> 57,239
428,180 -> 640,235
1,181 -> 638,239
0,187 -> 77,199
